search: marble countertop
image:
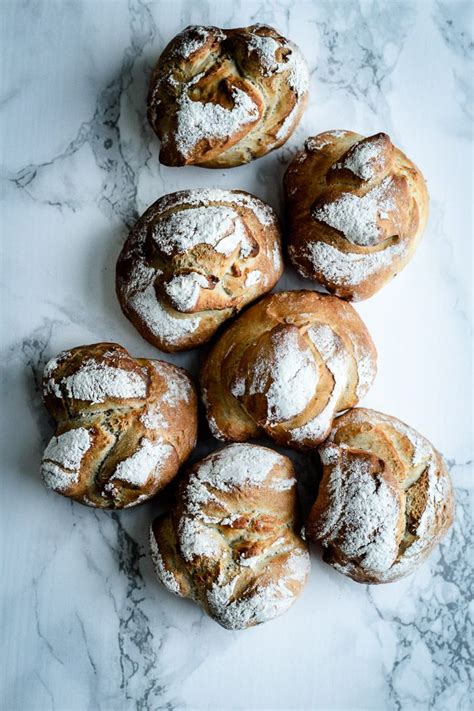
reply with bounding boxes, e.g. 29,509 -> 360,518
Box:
1,1 -> 472,709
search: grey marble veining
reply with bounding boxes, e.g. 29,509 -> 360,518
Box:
1,1 -> 472,709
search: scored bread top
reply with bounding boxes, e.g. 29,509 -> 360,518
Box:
148,24 -> 309,167
116,188 -> 283,352
284,130 -> 429,300
41,342 -> 197,508
200,290 -> 377,450
150,443 -> 310,629
306,408 -> 454,583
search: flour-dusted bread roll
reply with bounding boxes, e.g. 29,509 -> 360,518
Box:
41,343 -> 197,508
284,131 -> 429,300
306,408 -> 454,583
116,189 -> 283,352
148,24 -> 309,168
200,291 -> 377,450
150,443 -> 310,629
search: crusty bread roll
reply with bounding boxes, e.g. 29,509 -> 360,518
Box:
150,443 -> 310,629
306,408 -> 454,583
200,290 -> 377,450
284,131 -> 429,300
41,343 -> 197,508
148,24 -> 309,168
116,189 -> 284,352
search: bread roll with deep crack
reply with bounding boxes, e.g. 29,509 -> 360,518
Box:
150,443 -> 310,629
200,290 -> 377,450
116,189 -> 283,352
306,408 -> 454,583
148,24 -> 309,167
284,131 -> 429,300
41,343 -> 197,508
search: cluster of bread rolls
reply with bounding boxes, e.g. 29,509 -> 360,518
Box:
39,22 -> 453,630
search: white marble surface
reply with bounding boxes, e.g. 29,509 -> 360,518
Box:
1,1 -> 472,709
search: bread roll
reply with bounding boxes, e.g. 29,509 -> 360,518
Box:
200,290 -> 377,450
306,408 -> 454,583
150,443 -> 310,629
148,24 -> 309,167
284,131 -> 429,300
116,189 -> 283,352
41,343 -> 197,508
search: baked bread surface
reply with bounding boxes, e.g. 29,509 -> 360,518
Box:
306,408 -> 454,583
150,443 -> 310,629
200,290 -> 377,450
148,24 -> 309,167
116,189 -> 284,352
41,343 -> 197,508
284,130 -> 429,300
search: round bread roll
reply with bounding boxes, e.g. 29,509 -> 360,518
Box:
200,290 -> 377,450
306,408 -> 454,583
41,343 -> 197,508
150,443 -> 310,629
148,24 -> 309,168
284,130 -> 429,300
116,189 -> 283,352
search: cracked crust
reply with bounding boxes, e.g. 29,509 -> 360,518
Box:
116,189 -> 283,352
284,130 -> 429,300
149,443 -> 310,629
148,24 -> 309,168
306,408 -> 454,583
200,290 -> 377,450
40,342 -> 197,508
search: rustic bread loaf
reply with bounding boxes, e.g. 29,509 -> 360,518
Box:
41,343 -> 197,508
306,408 -> 454,583
284,131 -> 429,300
150,443 -> 310,629
116,189 -> 283,352
200,290 -> 377,450
148,24 -> 309,167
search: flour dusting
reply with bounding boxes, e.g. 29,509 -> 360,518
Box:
335,139 -> 385,181
163,272 -> 209,311
316,450 -> 401,573
175,88 -> 260,158
291,325 -> 347,443
111,437 -> 172,487
248,328 -> 317,424
312,177 -> 397,247
42,428 -> 92,491
61,361 -> 147,403
303,239 -> 406,287
152,206 -> 252,257
149,528 -> 181,595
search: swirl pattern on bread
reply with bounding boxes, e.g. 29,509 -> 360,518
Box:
284,131 -> 429,300
148,24 -> 309,167
150,443 -> 310,629
116,189 -> 283,352
200,291 -> 377,450
41,343 -> 197,508
306,408 -> 454,583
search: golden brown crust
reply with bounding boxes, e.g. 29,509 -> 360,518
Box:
200,290 -> 377,450
284,130 -> 429,300
148,24 -> 309,168
306,408 -> 454,583
41,343 -> 197,508
116,189 -> 284,352
149,443 -> 310,629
